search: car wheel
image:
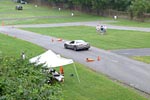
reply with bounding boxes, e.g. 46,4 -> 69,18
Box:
64,44 -> 68,49
86,48 -> 89,50
73,46 -> 78,51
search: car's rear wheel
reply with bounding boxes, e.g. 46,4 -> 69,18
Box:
86,48 -> 89,50
73,46 -> 78,51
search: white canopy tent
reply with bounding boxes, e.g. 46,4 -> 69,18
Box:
29,50 -> 80,82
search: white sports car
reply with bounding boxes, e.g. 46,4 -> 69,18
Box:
64,40 -> 90,51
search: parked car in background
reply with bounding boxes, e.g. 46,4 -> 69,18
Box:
13,0 -> 26,4
20,0 -> 26,4
64,40 -> 90,51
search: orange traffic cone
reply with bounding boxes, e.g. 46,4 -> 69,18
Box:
97,56 -> 101,61
57,38 -> 62,42
60,66 -> 64,75
86,58 -> 94,62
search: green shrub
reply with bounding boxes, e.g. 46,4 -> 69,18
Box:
0,56 -> 63,100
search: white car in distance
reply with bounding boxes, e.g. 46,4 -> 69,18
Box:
64,40 -> 90,51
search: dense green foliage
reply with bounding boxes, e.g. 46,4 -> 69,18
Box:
45,0 -> 150,21
47,0 -> 132,11
129,0 -> 150,21
0,57 -> 62,100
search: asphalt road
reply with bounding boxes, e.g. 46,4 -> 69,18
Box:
111,48 -> 150,56
9,21 -> 150,32
0,26 -> 150,94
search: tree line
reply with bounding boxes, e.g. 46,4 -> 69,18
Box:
41,0 -> 150,20
26,0 -> 150,21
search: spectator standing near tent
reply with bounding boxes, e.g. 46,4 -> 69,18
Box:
21,52 -> 26,60
59,66 -> 64,75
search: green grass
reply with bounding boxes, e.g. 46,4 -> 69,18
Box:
111,19 -> 150,27
0,0 -> 106,25
0,0 -> 149,100
0,33 -> 45,57
61,63 -> 147,100
0,33 -> 148,100
0,0 -> 149,27
22,26 -> 150,50
132,56 -> 150,64
3,14 -> 106,25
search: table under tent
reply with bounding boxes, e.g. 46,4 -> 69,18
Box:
29,50 -> 80,83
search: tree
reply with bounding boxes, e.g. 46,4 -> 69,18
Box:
92,0 -> 109,15
129,0 -> 150,21
0,56 -> 62,100
109,0 -> 132,11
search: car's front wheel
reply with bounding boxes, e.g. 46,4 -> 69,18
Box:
64,44 -> 68,49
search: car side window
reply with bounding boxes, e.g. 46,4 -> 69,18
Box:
70,41 -> 74,44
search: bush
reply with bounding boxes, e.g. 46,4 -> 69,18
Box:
0,56 -> 63,100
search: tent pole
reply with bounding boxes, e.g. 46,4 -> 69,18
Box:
73,63 -> 80,83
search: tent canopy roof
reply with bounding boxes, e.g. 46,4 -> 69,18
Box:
29,50 -> 73,68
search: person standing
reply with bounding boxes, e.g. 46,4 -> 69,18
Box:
103,25 -> 107,33
21,52 -> 26,60
96,24 -> 101,33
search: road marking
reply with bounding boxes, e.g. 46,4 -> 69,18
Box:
122,52 -> 129,54
111,60 -> 119,63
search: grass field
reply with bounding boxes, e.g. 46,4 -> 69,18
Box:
132,56 -> 150,64
0,0 -> 150,99
22,26 -> 150,50
0,33 -> 45,57
0,33 -> 147,100
111,19 -> 150,27
62,63 -> 148,100
0,0 -> 150,27
0,0 -> 106,25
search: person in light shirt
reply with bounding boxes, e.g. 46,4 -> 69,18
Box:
21,52 -> 26,60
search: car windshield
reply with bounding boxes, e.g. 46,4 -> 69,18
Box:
76,40 -> 85,43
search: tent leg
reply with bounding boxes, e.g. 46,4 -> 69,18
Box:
73,63 -> 80,83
